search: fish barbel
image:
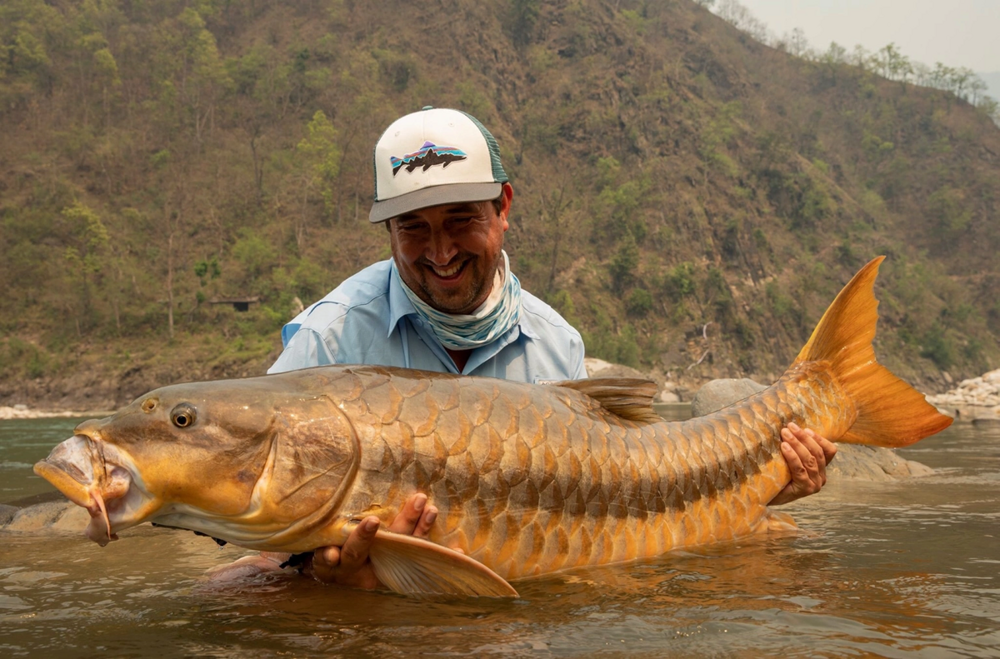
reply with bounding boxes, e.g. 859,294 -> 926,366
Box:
34,257 -> 952,597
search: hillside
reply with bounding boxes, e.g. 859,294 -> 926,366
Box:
1,0 -> 998,411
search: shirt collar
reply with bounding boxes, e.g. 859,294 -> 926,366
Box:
385,259 -> 538,341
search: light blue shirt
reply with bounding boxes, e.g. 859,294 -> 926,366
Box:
269,260 -> 587,383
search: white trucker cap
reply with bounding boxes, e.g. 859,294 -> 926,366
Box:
369,107 -> 509,223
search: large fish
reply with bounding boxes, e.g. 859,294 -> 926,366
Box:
34,257 -> 951,597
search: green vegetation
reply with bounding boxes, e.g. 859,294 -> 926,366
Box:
0,0 -> 997,404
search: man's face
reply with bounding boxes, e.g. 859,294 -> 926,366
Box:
388,183 -> 512,315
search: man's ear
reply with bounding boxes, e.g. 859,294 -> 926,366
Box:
499,183 -> 514,231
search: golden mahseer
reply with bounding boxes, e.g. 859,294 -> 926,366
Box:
35,257 -> 952,597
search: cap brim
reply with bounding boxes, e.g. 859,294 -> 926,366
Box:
369,182 -> 502,223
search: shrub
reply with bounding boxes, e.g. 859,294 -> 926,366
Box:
920,324 -> 955,369
664,262 -> 697,301
626,288 -> 653,317
608,234 -> 639,293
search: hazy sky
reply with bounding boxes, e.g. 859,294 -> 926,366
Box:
735,0 -> 999,74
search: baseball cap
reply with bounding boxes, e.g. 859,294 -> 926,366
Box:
369,107 -> 509,223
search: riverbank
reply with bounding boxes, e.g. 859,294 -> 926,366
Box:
926,368 -> 1000,424
0,405 -> 115,420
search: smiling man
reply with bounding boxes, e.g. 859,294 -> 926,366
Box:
260,107 -> 835,590
269,107 -> 584,384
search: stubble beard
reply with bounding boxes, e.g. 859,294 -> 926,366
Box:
416,249 -> 503,315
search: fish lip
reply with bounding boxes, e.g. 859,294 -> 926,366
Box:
34,434 -> 151,545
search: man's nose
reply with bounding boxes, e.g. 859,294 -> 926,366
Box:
425,228 -> 457,265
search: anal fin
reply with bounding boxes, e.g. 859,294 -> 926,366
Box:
368,530 -> 518,598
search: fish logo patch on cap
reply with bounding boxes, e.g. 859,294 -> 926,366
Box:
390,141 -> 467,176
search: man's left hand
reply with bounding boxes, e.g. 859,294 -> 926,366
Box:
768,423 -> 837,506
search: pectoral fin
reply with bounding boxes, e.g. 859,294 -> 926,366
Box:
368,530 -> 518,598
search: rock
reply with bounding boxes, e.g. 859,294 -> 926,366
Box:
584,358 -> 649,380
690,379 -> 766,417
927,369 -> 1000,422
690,378 -> 932,481
826,444 -> 933,481
658,391 -> 681,404
0,504 -> 18,526
3,500 -> 90,534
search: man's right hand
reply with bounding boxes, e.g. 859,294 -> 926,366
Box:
305,493 -> 438,589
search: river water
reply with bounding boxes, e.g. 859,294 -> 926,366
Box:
1,414 -> 998,657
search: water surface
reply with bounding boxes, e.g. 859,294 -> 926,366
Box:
2,417 -> 998,657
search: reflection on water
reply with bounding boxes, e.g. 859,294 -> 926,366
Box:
2,417 -> 998,657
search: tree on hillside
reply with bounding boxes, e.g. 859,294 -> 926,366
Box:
713,0 -> 769,42
509,0 -> 541,48
60,202 -> 112,336
162,7 -> 231,147
871,43 -> 912,84
295,110 -> 341,244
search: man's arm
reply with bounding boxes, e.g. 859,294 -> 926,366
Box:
570,334 -> 588,380
268,327 -> 338,374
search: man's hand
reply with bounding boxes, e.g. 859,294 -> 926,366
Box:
768,422 -> 837,506
306,493 -> 438,589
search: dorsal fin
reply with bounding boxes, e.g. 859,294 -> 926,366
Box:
551,378 -> 663,424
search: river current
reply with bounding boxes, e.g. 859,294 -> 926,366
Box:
1,414 -> 998,657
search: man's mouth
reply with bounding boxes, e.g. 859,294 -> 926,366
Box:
429,260 -> 467,280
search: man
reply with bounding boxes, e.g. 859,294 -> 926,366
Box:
233,107 -> 835,589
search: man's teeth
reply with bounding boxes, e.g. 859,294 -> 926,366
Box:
433,263 -> 462,278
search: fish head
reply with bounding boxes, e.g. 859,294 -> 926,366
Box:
34,375 -> 361,549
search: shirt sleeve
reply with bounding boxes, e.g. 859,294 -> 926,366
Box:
267,327 -> 337,374
570,333 -> 588,380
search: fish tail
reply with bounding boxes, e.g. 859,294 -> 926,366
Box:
791,256 -> 952,447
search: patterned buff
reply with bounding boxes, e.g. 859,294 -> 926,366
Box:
392,250 -> 522,350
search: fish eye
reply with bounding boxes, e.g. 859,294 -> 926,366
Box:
141,398 -> 158,413
171,404 -> 197,428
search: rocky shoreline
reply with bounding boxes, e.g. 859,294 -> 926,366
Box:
0,405 -> 115,420
925,369 -> 1000,425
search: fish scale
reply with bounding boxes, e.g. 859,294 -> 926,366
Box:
331,361 -> 823,580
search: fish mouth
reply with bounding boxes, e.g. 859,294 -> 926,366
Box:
33,435 -> 152,546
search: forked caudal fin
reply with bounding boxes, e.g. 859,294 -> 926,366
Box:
792,256 -> 952,447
